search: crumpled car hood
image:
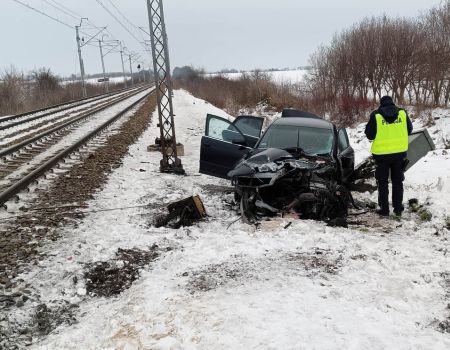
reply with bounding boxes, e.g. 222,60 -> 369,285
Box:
227,148 -> 349,226
227,148 -> 322,178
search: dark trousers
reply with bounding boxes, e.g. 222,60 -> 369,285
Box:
374,153 -> 406,213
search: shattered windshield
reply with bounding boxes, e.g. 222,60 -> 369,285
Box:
257,125 -> 333,155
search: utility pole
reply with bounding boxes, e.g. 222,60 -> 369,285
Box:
75,25 -> 87,98
75,19 -> 106,97
129,54 -> 134,87
98,39 -> 109,93
147,0 -> 184,174
120,43 -> 127,88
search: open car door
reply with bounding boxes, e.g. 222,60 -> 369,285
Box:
200,114 -> 263,179
232,115 -> 264,147
337,128 -> 355,182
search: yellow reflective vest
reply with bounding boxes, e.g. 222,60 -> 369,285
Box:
371,109 -> 408,155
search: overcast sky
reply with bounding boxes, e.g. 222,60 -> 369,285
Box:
0,0 -> 443,77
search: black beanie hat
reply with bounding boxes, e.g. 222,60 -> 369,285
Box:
380,96 -> 394,106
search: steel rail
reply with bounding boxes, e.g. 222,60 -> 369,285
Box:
0,85 -> 150,158
0,86 -> 144,131
0,83 -> 147,125
0,88 -> 154,206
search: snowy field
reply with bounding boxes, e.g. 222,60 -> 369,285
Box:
7,90 -> 450,349
205,69 -> 309,85
61,76 -> 131,86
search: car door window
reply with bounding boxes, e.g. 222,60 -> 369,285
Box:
233,116 -> 264,138
338,128 -> 350,152
206,114 -> 242,143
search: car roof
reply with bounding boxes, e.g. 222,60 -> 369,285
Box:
272,116 -> 334,130
281,109 -> 323,119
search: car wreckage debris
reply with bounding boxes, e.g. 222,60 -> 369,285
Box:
154,195 -> 206,228
230,148 -> 353,227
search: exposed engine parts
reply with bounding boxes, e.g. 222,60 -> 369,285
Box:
229,148 -> 353,226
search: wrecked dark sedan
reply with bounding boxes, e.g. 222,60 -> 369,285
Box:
199,109 -> 355,223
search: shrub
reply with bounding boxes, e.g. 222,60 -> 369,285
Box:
0,66 -> 128,117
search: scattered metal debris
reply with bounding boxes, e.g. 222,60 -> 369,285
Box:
154,195 -> 206,228
229,148 -> 353,226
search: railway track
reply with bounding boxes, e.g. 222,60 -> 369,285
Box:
0,84 -> 145,126
0,86 -> 155,207
0,85 -> 146,143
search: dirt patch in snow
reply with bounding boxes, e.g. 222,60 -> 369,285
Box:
33,302 -> 79,336
284,249 -> 343,277
186,262 -> 244,293
0,244 -> 171,349
185,249 -> 342,294
84,245 -> 168,297
0,301 -> 79,349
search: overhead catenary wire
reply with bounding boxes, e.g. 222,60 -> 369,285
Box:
106,0 -> 141,34
13,0 -> 101,38
12,0 -> 74,29
45,0 -> 84,20
95,0 -> 141,43
40,0 -> 80,21
106,0 -> 152,53
94,0 -> 148,52
106,0 -> 150,54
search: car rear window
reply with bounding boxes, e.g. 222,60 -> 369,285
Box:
258,125 -> 333,155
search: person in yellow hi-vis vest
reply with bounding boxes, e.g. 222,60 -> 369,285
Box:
365,96 -> 413,217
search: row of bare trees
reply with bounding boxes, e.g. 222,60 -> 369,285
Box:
307,1 -> 450,117
174,66 -> 312,116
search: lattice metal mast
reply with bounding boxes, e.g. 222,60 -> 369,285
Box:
146,0 -> 184,174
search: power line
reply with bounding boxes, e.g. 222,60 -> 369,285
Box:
106,0 -> 141,35
13,0 -> 92,39
40,0 -> 112,35
94,0 -> 144,49
46,0 -> 84,19
12,0 -> 74,29
108,0 -> 151,51
40,0 -> 80,21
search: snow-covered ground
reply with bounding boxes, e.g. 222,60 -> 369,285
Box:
205,69 -> 309,85
61,76 -> 135,86
6,91 -> 450,349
